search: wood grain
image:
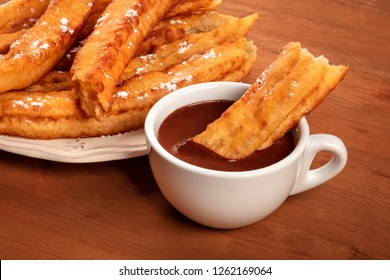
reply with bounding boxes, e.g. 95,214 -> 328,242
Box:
0,0 -> 389,260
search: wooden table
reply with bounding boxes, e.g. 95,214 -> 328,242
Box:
1,0 -> 389,260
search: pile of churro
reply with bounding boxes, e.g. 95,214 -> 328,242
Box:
0,0 -> 258,139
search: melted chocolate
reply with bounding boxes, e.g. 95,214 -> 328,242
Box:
158,100 -> 295,171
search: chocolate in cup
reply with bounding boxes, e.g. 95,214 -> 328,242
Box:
145,82 -> 347,229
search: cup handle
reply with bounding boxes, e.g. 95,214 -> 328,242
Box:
289,134 -> 347,196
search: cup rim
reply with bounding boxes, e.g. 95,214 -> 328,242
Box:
144,81 -> 309,178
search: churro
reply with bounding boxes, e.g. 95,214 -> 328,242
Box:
0,0 -> 49,33
193,42 -> 349,159
0,39 -> 257,139
70,0 -> 179,120
0,0 -> 94,93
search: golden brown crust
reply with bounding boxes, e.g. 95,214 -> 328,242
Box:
0,0 -> 94,93
0,39 -> 257,139
120,13 -> 258,82
24,12 -> 257,91
135,12 -> 211,57
53,5 -> 112,72
70,0 -> 179,121
257,52 -> 349,150
0,29 -> 27,54
0,0 -> 49,33
0,0 -> 106,59
0,2 -> 258,140
165,0 -> 221,18
193,42 -> 349,159
56,11 -> 235,71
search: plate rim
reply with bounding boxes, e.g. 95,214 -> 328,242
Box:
0,129 -> 147,163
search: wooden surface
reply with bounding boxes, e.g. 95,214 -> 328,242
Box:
1,0 -> 389,260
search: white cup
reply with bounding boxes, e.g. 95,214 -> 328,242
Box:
144,82 -> 347,229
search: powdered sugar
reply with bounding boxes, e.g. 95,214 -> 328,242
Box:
140,54 -> 155,60
10,96 -> 54,110
136,93 -> 149,101
159,82 -> 177,91
125,9 -> 138,18
12,100 -> 30,110
255,65 -> 271,85
97,13 -> 109,25
135,67 -> 146,75
178,41 -> 192,54
60,18 -> 74,34
201,48 -> 222,59
39,43 -> 50,49
169,19 -> 184,24
291,81 -> 297,88
115,91 -> 129,98
11,99 -> 43,109
151,74 -> 193,93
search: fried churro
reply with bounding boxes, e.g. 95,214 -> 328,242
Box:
120,13 -> 258,82
70,0 -> 179,121
193,42 -> 349,159
0,0 -> 49,33
165,0 -> 221,18
0,39 -> 257,139
0,0 -> 94,93
0,0 -> 260,141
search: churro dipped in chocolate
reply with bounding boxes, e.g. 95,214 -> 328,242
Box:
193,42 -> 349,159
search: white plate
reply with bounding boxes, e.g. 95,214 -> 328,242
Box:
0,129 -> 147,163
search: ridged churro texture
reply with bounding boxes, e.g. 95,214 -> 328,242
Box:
120,12 -> 258,81
0,0 -> 259,139
0,0 -> 94,93
193,42 -> 349,159
165,0 -> 221,18
0,39 -> 257,139
70,0 -> 179,121
0,29 -> 27,54
0,0 -> 50,33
